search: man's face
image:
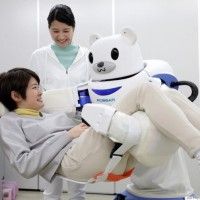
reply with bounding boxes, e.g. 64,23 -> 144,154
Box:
17,77 -> 44,110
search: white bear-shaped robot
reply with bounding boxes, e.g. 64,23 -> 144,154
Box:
43,28 -> 200,183
80,27 -> 200,179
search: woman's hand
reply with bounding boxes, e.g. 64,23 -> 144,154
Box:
68,123 -> 89,139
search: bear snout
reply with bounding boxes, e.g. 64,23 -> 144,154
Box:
97,62 -> 104,68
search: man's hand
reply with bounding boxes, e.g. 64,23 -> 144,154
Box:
68,123 -> 88,139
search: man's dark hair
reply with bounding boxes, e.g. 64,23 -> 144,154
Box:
47,4 -> 75,28
0,68 -> 40,111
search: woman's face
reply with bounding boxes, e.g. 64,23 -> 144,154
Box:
49,20 -> 74,48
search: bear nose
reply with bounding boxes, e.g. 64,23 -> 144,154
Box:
97,62 -> 104,68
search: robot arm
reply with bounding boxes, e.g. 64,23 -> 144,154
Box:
42,87 -> 77,115
145,59 -> 198,101
74,82 -> 92,111
81,103 -> 142,182
81,104 -> 141,145
41,82 -> 91,117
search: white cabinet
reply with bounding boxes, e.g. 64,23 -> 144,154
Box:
0,182 -> 2,200
0,146 -> 5,180
39,176 -> 115,194
86,182 -> 115,194
115,178 -> 130,194
4,158 -> 38,189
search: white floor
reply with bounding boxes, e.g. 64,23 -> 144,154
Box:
16,190 -> 115,200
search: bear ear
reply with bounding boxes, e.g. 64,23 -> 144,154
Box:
89,34 -> 101,46
121,28 -> 137,45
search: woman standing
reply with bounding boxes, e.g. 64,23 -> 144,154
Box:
30,4 -> 89,200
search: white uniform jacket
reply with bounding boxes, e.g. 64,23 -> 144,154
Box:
30,45 -> 89,90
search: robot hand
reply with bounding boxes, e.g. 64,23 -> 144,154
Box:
82,104 -> 141,145
81,104 -> 116,136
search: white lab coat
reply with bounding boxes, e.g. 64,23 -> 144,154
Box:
30,45 -> 89,90
30,44 -> 89,200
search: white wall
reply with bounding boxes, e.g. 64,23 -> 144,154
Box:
115,0 -> 198,85
38,0 -> 113,48
0,0 -> 38,67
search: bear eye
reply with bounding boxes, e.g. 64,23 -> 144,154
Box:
88,52 -> 93,64
111,48 -> 119,60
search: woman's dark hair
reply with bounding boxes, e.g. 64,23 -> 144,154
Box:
47,4 -> 75,28
0,68 -> 40,111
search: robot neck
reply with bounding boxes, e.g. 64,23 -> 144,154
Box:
95,68 -> 145,82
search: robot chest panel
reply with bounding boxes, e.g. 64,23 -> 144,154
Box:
88,78 -> 141,105
88,80 -> 124,105
88,71 -> 149,106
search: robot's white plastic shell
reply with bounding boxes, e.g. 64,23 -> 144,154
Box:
89,30 -> 144,81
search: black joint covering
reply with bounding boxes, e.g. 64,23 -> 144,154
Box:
115,193 -> 126,200
81,118 -> 90,126
110,142 -> 122,158
170,81 -> 199,102
112,153 -> 123,157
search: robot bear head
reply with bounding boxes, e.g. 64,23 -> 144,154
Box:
88,28 -> 144,81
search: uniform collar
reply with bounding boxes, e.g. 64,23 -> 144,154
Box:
47,44 -> 87,64
15,108 -> 43,117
